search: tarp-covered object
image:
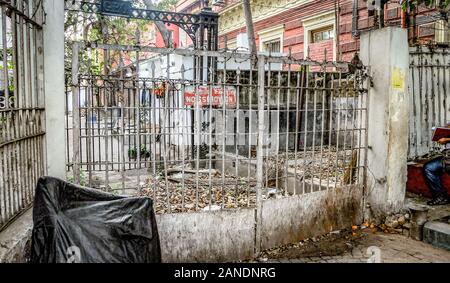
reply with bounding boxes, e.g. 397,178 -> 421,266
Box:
30,176 -> 161,263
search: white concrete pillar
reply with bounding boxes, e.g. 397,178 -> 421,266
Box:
43,0 -> 66,179
360,27 -> 410,221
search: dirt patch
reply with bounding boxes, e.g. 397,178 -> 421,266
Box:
258,228 -> 377,260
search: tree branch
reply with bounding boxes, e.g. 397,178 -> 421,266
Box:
143,0 -> 173,47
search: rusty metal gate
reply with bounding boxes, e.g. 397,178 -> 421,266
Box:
0,0 -> 45,231
408,46 -> 450,160
66,41 -> 369,215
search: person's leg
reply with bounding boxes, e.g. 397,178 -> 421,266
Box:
423,157 -> 449,205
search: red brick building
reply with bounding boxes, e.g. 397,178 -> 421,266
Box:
153,0 -> 208,49
214,0 -> 448,62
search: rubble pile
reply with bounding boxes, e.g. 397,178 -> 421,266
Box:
137,169 -> 286,214
381,212 -> 411,236
137,174 -> 255,214
265,147 -> 355,185
136,146 -> 358,214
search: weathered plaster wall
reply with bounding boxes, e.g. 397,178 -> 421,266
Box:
360,27 -> 410,221
156,185 -> 363,262
0,209 -> 32,263
156,209 -> 256,263
260,185 -> 363,250
43,0 -> 66,179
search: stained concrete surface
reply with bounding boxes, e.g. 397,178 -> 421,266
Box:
0,208 -> 32,263
261,229 -> 450,263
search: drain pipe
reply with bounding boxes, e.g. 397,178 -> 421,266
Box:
352,0 -> 360,38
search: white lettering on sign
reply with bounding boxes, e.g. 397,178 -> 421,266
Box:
184,86 -> 237,108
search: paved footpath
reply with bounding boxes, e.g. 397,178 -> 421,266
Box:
264,232 -> 450,263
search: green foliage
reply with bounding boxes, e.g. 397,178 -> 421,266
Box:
69,169 -> 87,186
65,0 -> 179,75
154,0 -> 178,11
401,0 -> 450,10
128,145 -> 151,159
0,47 -> 15,92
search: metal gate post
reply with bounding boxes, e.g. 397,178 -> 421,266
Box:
255,56 -> 266,255
71,42 -> 81,184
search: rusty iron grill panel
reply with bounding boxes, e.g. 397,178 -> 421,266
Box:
0,0 -> 45,231
66,43 -> 369,215
408,46 -> 450,160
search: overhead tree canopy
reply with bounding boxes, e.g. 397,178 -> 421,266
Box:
64,0 -> 179,75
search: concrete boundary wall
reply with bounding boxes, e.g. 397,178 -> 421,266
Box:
260,185 -> 363,251
0,209 -> 32,263
0,186 -> 363,263
157,209 -> 256,263
156,185 -> 363,263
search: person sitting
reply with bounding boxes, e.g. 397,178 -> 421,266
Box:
423,137 -> 450,206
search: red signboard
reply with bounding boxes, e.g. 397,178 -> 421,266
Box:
184,86 -> 237,108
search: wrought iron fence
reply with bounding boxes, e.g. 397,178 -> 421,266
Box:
66,42 -> 369,215
0,0 -> 45,231
408,46 -> 450,160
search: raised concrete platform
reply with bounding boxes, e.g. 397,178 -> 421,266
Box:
0,208 -> 33,263
405,193 -> 450,221
423,219 -> 450,251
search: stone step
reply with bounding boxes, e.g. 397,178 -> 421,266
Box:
423,219 -> 450,251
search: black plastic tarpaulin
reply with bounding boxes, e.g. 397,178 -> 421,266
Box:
30,176 -> 161,263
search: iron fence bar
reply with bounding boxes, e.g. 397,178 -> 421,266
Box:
341,71 -> 350,187
293,69 -> 302,196
301,69 -> 310,194
311,72 -> 318,191
1,5 -> 9,108
220,50 -> 226,210
180,64 -> 186,212
0,0 -> 43,29
119,60 -> 126,193
263,64 -> 271,194
86,50 -> 93,187
255,55 -> 266,256
319,65 -> 326,190
275,67 -> 281,191
363,74 -> 370,204
135,34 -> 142,193
194,53 -> 200,211
334,72 -> 343,187
247,59 -> 254,207
234,67 -> 241,208
327,72 -> 335,189
284,59 -> 292,195
161,45 -> 170,212
71,42 -> 81,184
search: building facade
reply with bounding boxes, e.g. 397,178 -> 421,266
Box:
215,0 -> 449,62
